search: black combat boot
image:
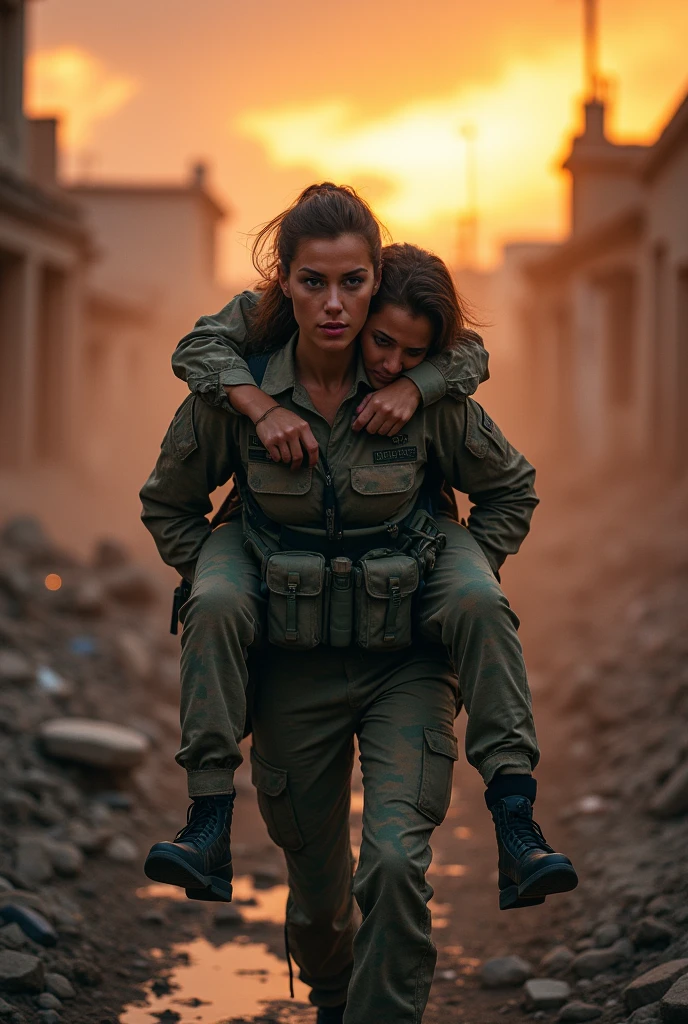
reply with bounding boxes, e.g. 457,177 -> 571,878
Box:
144,793 -> 234,902
486,776 -> 578,911
316,1005 -> 346,1024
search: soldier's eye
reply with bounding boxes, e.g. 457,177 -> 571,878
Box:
345,276 -> 364,287
373,334 -> 391,347
303,277 -> 324,288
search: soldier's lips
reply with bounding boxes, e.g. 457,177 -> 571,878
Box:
369,369 -> 399,386
318,322 -> 348,339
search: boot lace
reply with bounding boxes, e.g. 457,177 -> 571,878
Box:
174,799 -> 220,846
502,801 -> 554,855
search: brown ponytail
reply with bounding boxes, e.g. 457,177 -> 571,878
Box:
248,183 -> 384,352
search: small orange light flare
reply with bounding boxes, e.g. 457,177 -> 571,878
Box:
44,574 -> 62,591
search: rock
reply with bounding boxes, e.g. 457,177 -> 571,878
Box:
37,1010 -> 60,1024
594,923 -> 622,948
104,836 -> 137,864
0,652 -> 32,684
0,882 -> 13,897
661,976 -> 688,1023
101,565 -> 157,607
524,979 -> 572,1010
0,892 -> 52,922
0,951 -> 44,992
626,1007 -> 661,1024
481,956 -> 533,988
44,973 -> 75,999
115,631 -> 152,683
625,960 -> 688,1011
0,997 -> 13,1014
213,904 -> 244,926
650,763 -> 688,818
0,926 -> 26,950
633,917 -> 677,949
35,666 -> 73,698
39,719 -> 149,770
140,909 -> 167,926
647,897 -> 674,918
37,993 -> 61,1010
13,839 -> 53,887
71,958 -> 102,986
0,791 -> 36,824
66,822 -> 109,855
541,946 -> 576,973
251,863 -> 285,888
1,517 -> 53,559
0,905 -> 57,947
573,939 -> 633,978
558,1002 -> 603,1021
93,538 -> 129,569
42,841 -> 84,879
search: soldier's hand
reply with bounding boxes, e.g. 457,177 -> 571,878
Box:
256,407 -> 319,471
352,377 -> 421,435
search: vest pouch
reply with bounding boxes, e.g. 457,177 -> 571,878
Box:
354,552 -> 419,650
264,551 -> 326,649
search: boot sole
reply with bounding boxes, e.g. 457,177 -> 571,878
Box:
500,864 -> 578,911
144,850 -> 233,902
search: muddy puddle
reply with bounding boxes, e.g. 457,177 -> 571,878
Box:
120,937 -> 310,1023
125,874 -> 310,1023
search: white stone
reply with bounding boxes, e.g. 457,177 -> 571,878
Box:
481,955 -> 533,988
524,978 -> 572,1010
39,718 -> 149,769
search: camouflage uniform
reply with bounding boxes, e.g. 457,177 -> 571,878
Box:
140,335 -> 540,1021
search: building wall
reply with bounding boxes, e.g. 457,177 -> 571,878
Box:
0,0 -> 25,177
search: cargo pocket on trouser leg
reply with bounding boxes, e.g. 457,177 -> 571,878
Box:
417,727 -> 459,825
251,748 -> 304,851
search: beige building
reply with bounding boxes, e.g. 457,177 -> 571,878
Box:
0,2 -> 90,471
517,91 -> 688,469
0,0 -> 231,553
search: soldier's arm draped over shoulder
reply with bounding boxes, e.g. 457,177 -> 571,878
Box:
171,290 -> 490,408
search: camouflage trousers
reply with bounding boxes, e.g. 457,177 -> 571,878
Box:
176,514 -> 538,798
250,641 -> 458,1020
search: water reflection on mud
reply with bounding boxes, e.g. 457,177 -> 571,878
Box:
137,876 -> 289,925
120,936 -> 310,1023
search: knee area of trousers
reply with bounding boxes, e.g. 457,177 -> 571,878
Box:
185,580 -> 255,627
447,577 -> 505,623
356,844 -> 421,897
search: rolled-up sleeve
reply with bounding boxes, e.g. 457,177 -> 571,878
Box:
403,330 -> 489,406
140,396 -> 237,581
428,397 -> 538,573
171,290 -> 261,412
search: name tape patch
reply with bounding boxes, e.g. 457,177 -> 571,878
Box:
373,446 -> 417,465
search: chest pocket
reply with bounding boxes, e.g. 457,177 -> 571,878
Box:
247,462 -> 314,525
349,464 -> 417,525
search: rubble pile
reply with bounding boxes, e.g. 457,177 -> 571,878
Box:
0,516 -> 181,1024
479,504 -> 688,1024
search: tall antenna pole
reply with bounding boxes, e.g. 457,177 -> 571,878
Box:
584,0 -> 600,101
457,123 -> 478,269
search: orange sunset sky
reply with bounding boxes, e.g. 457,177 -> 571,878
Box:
25,0 -> 688,286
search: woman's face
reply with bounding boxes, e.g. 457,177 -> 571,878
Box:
279,234 -> 380,356
360,304 -> 434,390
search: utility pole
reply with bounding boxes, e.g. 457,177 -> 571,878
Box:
584,0 -> 601,101
456,123 -> 478,269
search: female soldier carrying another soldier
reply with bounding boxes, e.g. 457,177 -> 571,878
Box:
140,183 -> 577,1024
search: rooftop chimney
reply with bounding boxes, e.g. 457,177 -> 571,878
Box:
190,161 -> 207,190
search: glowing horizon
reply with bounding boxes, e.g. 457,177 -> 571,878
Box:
25,0 -> 688,280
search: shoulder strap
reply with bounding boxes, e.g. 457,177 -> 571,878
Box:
247,353 -> 270,387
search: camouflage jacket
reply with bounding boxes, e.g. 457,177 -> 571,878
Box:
142,335 -> 537,582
